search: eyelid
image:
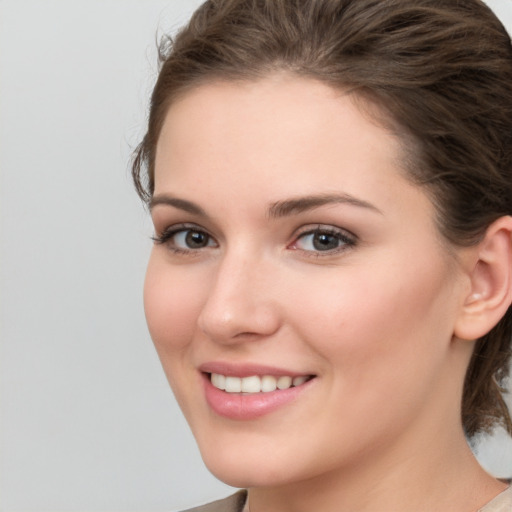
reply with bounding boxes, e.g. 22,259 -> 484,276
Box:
152,222 -> 356,257
293,223 -> 356,237
289,224 -> 357,255
152,222 -> 218,250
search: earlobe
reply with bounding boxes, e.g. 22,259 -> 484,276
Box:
454,216 -> 512,341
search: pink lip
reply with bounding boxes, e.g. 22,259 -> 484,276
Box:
200,363 -> 316,420
199,361 -> 310,378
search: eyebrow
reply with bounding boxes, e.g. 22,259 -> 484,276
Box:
267,193 -> 382,218
149,195 -> 206,216
149,192 -> 382,218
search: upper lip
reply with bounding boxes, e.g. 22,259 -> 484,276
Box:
199,361 -> 314,378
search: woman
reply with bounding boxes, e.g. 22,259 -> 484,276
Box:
132,0 -> 512,510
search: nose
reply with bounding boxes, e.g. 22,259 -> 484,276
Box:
197,251 -> 281,344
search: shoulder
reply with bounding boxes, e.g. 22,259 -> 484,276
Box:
478,485 -> 512,512
180,491 -> 248,512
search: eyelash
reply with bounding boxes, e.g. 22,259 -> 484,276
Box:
289,225 -> 357,257
152,224 -> 357,257
152,224 -> 217,255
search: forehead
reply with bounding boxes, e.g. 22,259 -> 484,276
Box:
157,76 -> 401,174
153,75 -> 432,224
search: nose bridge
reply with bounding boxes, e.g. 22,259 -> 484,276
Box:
197,243 -> 279,342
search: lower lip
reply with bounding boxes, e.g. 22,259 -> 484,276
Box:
203,374 -> 315,420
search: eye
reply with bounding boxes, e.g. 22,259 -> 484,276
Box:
173,229 -> 214,249
153,225 -> 217,252
290,226 -> 356,254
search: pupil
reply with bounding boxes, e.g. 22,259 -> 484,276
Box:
186,231 -> 207,248
313,233 -> 338,251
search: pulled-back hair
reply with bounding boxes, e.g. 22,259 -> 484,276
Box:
132,0 -> 512,438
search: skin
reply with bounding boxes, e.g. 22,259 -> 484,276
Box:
144,75 -> 506,511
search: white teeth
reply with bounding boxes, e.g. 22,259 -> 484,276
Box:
277,375 -> 292,390
225,376 -> 242,393
241,376 -> 261,393
261,375 -> 277,392
292,375 -> 308,386
210,373 -> 311,393
211,373 -> 226,390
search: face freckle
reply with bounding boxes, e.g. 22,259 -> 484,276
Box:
144,74 -> 469,489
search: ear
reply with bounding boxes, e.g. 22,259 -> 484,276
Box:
454,216 -> 512,341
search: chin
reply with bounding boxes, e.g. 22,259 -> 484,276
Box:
198,439 -> 296,488
205,460 -> 288,489
205,465 -> 263,489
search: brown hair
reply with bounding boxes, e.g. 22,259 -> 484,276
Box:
132,0 -> 512,438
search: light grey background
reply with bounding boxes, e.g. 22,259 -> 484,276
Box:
1,1 -> 511,511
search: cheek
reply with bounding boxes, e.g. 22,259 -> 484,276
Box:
296,255 -> 458,377
143,253 -> 204,353
286,258 -> 460,449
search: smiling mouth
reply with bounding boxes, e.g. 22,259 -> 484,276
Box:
208,373 -> 315,394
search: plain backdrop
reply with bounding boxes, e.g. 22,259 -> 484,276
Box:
1,1 -> 511,511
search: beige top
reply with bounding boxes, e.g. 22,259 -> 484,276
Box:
477,486 -> 512,512
182,486 -> 512,512
181,490 -> 246,512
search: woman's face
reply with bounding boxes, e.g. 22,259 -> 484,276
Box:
145,75 -> 470,487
